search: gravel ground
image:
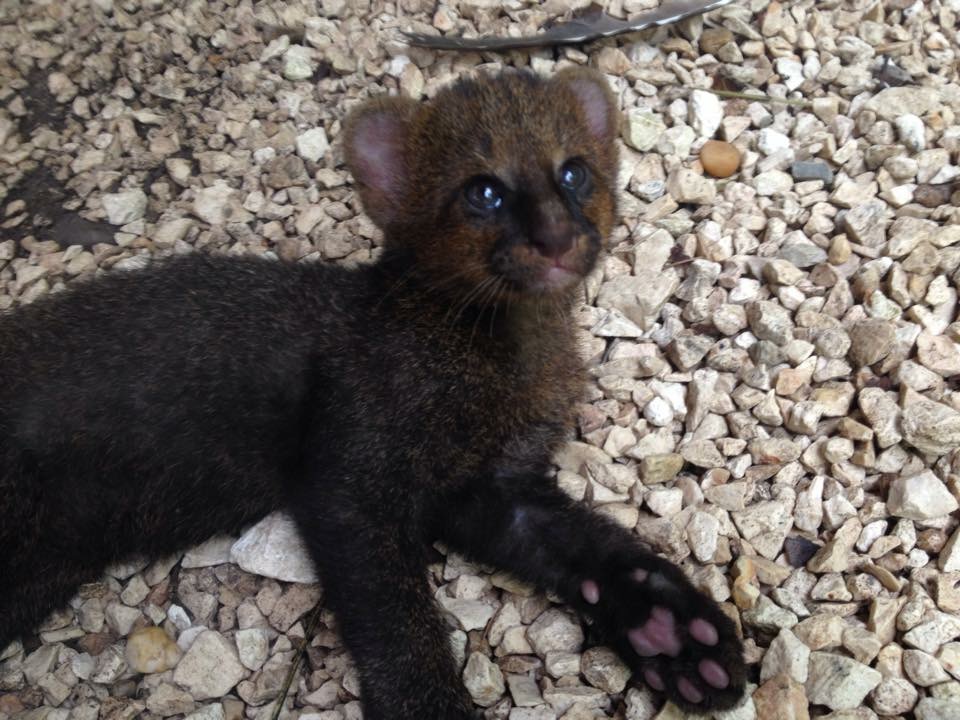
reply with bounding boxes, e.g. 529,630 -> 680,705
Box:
2,0 -> 960,719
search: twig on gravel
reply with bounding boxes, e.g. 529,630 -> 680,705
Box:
269,603 -> 325,720
702,88 -> 811,107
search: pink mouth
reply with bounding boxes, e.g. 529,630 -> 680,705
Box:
543,265 -> 577,287
533,254 -> 581,291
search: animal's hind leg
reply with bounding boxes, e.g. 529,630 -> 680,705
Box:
0,463 -> 103,649
0,558 -> 99,651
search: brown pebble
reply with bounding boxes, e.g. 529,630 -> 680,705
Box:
76,631 -> 116,656
863,562 -> 902,592
828,234 -> 851,264
917,529 -> 948,554
700,140 -> 741,178
875,552 -> 909,574
752,673 -> 810,720
125,625 -> 182,674
0,694 -> 24,716
914,183 -> 953,208
700,27 -> 735,56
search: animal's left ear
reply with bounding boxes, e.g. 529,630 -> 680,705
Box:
550,67 -> 619,143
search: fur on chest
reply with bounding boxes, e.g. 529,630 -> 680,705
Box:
396,338 -> 584,483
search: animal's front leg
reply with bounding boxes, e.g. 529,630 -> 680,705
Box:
288,502 -> 476,720
438,473 -> 747,713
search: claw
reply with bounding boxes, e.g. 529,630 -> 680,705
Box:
580,579 -> 600,605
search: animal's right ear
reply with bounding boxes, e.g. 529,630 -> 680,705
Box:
343,96 -> 418,229
550,67 -> 618,145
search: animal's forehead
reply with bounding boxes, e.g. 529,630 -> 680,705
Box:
423,75 -> 592,139
413,78 -> 595,182
433,127 -> 568,194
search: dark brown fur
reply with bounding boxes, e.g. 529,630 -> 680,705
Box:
0,69 -> 745,718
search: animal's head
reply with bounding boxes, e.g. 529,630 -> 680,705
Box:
343,67 -> 619,300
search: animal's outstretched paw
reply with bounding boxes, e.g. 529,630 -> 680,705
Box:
577,553 -> 746,712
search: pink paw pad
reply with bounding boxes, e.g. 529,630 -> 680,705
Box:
580,579 -> 600,605
689,617 -> 719,646
699,658 -> 730,689
644,668 -> 665,691
628,605 -> 681,658
677,676 -> 704,704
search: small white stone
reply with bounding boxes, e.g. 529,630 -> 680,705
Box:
437,595 -> 497,632
761,628 -> 810,684
624,687 -> 659,720
903,613 -> 960,654
888,470 -> 958,521
643,396 -> 673,427
686,511 -> 720,562
283,45 -> 315,81
260,34 -> 290,62
895,114 -> 926,151
581,647 -> 631,693
185,705 -> 225,720
104,602 -> 141,636
645,487 -> 683,518
915,697 -> 960,720
757,128 -> 790,155
689,90 -> 723,138
622,109 -> 666,152
153,218 -> 194,248
503,675 -> 540,710
903,649 -> 950,686
102,189 -> 147,225
754,170 -> 794,196
234,628 -> 270,672
527,609 -> 584,656
182,536 -> 234,569
230,512 -> 317,583
462,652 -> 504,707
296,127 -> 329,163
806,652 -> 881,710
940,527 -> 960,572
870,677 -> 919,715
603,426 -> 636,457
545,651 -> 581,679
938,642 -> 960,680
193,183 -> 253,226
172,631 -> 247,700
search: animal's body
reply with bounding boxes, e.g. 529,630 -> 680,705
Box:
0,68 -> 746,718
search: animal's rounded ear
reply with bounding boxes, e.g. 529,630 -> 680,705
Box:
551,67 -> 619,143
343,96 -> 419,228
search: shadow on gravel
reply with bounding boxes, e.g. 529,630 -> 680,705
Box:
19,68 -> 67,135
3,69 -> 117,250
5,166 -> 115,249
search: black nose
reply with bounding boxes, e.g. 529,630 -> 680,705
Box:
530,219 -> 575,259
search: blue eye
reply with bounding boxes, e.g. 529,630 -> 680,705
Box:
559,161 -> 587,190
465,179 -> 503,211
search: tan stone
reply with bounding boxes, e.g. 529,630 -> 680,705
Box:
753,673 -> 810,720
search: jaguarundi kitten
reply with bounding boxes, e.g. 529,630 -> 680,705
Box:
0,67 -> 746,717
